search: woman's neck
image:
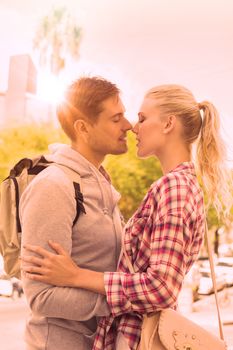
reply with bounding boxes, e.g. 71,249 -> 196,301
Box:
158,144 -> 191,175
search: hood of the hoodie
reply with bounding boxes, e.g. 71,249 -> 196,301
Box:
45,143 -> 121,212
46,143 -> 97,178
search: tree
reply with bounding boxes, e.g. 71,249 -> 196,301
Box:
33,6 -> 82,75
0,125 -> 231,230
0,124 -> 68,181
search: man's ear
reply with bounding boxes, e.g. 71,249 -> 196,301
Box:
74,119 -> 89,135
163,115 -> 176,134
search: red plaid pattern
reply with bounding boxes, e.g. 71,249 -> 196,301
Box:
93,162 -> 205,350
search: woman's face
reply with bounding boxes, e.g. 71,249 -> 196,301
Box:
133,97 -> 166,158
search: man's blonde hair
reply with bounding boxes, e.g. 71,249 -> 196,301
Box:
57,76 -> 120,141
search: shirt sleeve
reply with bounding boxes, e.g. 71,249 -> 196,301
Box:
104,213 -> 188,317
20,170 -> 110,320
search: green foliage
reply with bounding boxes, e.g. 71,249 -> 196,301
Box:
104,132 -> 162,220
0,124 -> 68,181
0,125 -> 229,231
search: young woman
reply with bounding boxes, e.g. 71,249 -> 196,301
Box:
22,84 -> 232,350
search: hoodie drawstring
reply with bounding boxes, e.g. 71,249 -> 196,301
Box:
88,164 -> 109,216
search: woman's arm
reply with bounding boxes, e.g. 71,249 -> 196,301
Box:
22,212 -> 187,317
22,213 -> 187,317
22,241 -> 106,295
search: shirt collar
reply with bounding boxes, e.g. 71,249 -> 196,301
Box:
169,161 -> 196,176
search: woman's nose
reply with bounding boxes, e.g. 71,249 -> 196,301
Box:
132,122 -> 138,134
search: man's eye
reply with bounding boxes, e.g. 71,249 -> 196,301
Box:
113,118 -> 120,123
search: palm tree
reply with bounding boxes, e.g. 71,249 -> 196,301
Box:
33,6 -> 82,75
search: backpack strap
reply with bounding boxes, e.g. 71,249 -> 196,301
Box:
9,156 -> 52,178
10,177 -> 21,233
7,156 -> 53,233
28,156 -> 53,175
73,183 -> 86,225
53,164 -> 86,225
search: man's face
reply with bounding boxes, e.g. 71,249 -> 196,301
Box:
87,96 -> 132,157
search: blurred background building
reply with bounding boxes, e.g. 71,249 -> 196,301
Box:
0,54 -> 55,127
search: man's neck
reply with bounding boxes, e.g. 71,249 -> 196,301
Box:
71,143 -> 104,169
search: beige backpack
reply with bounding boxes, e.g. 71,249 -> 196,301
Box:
0,156 -> 84,279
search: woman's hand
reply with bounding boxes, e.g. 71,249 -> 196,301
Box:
21,241 -> 81,287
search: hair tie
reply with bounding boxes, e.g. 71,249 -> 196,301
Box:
198,102 -> 204,121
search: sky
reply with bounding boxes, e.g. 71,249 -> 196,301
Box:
0,0 -> 233,160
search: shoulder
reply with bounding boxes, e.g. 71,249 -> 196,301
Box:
150,170 -> 199,217
151,171 -> 189,197
33,164 -> 74,187
21,165 -> 76,204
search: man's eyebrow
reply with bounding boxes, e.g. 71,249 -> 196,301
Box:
111,112 -> 123,118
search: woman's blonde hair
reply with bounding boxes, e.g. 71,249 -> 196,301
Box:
146,84 -> 232,220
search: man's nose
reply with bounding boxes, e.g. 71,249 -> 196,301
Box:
123,118 -> 132,130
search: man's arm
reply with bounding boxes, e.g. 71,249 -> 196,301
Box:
20,168 -> 110,320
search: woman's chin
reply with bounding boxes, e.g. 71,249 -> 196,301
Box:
137,149 -> 148,159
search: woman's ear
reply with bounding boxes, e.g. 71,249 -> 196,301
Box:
163,115 -> 176,134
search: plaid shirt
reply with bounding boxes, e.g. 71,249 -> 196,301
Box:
93,162 -> 205,350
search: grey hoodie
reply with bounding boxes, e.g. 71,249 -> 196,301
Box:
20,144 -> 122,350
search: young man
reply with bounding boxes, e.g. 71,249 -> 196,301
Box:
20,77 -> 132,350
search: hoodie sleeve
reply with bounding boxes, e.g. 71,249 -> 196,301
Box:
20,169 -> 110,320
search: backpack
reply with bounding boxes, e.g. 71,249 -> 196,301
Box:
0,155 -> 85,279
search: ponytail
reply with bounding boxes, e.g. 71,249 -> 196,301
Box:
196,101 -> 232,219
146,84 -> 232,220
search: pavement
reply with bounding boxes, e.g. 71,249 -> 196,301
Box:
0,295 -> 28,350
181,286 -> 233,349
192,287 -> 233,325
0,287 -> 233,349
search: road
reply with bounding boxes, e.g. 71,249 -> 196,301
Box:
0,295 -> 28,350
0,288 -> 233,349
191,286 -> 233,349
